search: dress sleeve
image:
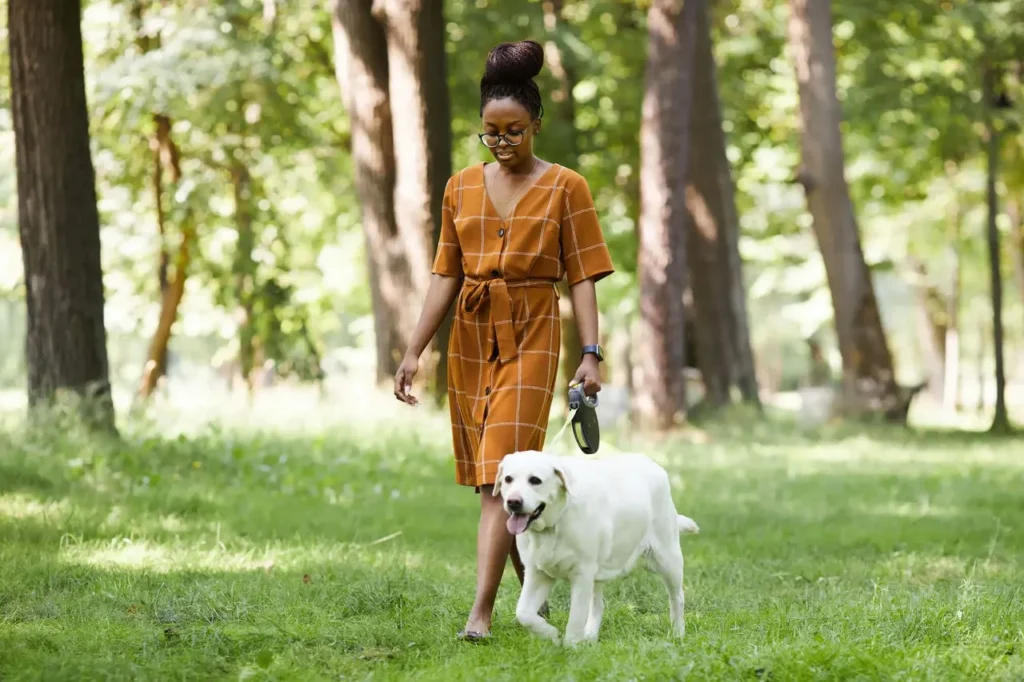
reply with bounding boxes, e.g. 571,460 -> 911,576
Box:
560,173 -> 615,287
431,175 -> 463,277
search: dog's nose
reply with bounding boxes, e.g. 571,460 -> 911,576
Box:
507,497 -> 523,512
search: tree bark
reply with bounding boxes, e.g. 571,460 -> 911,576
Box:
372,0 -> 453,404
635,0 -> 701,429
542,0 -> 585,392
131,0 -> 169,301
9,0 -> 116,432
138,222 -> 194,401
787,0 -> 904,421
137,114 -> 188,399
943,163 -> 962,413
908,259 -> 946,401
1011,193 -> 1024,392
685,0 -> 760,409
152,117 -> 171,299
1008,194 -> 1024,315
232,162 -> 257,394
131,0 -> 193,401
976,322 -> 987,413
982,76 -> 1009,433
331,0 -> 422,384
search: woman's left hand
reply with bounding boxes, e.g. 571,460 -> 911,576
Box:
571,355 -> 602,397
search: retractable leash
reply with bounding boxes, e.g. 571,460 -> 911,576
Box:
546,381 -> 601,454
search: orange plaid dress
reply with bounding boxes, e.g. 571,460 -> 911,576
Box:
432,162 -> 615,489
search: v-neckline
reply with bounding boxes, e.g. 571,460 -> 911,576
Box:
481,161 -> 557,223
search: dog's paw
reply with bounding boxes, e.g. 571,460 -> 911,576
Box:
562,632 -> 596,649
522,620 -> 562,644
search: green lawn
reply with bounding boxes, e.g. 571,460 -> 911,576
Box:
1,400 -> 1023,681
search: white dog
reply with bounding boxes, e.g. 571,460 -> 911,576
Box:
494,449 -> 699,647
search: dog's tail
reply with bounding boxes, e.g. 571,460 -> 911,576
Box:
677,514 -> 700,534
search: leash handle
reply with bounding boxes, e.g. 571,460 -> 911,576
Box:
544,381 -> 596,453
567,381 -> 598,410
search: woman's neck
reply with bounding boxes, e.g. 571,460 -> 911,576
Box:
496,156 -> 539,176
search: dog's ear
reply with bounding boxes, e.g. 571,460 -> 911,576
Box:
492,460 -> 505,497
553,465 -> 572,497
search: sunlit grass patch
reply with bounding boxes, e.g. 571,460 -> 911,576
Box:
1,402 -> 1023,680
0,492 -> 72,521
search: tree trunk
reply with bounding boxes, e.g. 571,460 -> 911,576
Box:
943,164 -> 962,413
1011,193 -> 1024,395
634,0 -> 701,430
331,0 -> 421,384
9,0 -> 116,432
976,322 -> 987,413
138,223 -> 194,401
542,0 -> 585,392
1008,194 -> 1024,314
787,0 -> 904,421
982,85 -> 1009,433
232,163 -> 257,394
137,114 -> 188,400
153,117 -> 171,299
372,0 -> 452,404
908,259 -> 946,401
131,0 -> 192,401
685,0 -> 759,409
131,0 -> 170,306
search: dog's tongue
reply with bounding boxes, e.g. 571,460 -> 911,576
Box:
507,513 -> 530,535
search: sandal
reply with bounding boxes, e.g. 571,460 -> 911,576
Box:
456,629 -> 489,643
456,602 -> 549,642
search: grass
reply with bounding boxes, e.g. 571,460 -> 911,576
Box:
1,388 -> 1024,681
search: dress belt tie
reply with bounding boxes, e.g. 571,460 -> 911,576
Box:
461,276 -> 557,363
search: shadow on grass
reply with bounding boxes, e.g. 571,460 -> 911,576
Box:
2,420 -> 1024,680
0,560 -> 484,681
3,420 -> 1023,565
660,402 -> 1023,449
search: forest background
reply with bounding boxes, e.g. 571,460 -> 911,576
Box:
2,0 -> 1024,432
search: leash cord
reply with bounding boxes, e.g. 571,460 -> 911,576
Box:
545,406 -> 577,451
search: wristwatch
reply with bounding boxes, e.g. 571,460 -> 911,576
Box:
581,344 -> 604,362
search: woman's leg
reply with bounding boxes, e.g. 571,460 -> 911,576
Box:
509,537 -> 526,584
463,484 -> 515,634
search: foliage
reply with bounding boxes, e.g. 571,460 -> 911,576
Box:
0,0 -> 1022,397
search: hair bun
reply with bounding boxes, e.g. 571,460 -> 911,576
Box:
482,40 -> 544,85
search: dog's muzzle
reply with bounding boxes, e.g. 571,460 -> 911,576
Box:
507,503 -> 546,536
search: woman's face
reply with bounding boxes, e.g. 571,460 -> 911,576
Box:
480,97 -> 539,170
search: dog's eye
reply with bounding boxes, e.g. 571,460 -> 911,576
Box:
528,476 -> 542,486
504,475 -> 513,484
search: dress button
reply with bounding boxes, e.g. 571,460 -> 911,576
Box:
491,269 -> 500,278
485,387 -> 491,395
498,228 -> 505,237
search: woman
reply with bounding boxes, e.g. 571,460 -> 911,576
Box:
393,39 -> 614,641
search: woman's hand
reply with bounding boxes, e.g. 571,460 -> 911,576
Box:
394,353 -> 420,406
571,354 -> 601,397
392,274 -> 462,407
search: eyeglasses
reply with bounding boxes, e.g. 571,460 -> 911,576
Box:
478,130 -> 526,148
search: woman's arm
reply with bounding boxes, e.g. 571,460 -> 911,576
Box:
558,174 -> 614,397
568,278 -> 602,396
407,274 -> 461,359
394,273 -> 462,404
568,278 -> 599,348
